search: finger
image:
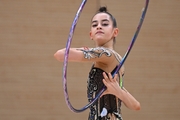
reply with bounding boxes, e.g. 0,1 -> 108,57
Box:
113,74 -> 118,81
102,78 -> 107,86
108,73 -> 113,81
103,72 -> 108,80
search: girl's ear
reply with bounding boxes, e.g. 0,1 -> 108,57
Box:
113,28 -> 119,37
89,31 -> 93,40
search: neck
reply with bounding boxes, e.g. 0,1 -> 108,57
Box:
96,40 -> 114,49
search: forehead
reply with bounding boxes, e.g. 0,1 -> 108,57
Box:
92,13 -> 111,22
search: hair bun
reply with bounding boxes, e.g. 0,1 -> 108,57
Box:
98,6 -> 108,12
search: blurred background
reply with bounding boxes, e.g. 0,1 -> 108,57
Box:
0,0 -> 180,120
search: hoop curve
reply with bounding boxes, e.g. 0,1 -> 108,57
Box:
62,0 -> 149,113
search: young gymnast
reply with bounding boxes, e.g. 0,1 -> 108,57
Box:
54,6 -> 140,120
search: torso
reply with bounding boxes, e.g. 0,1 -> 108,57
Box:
87,48 -> 123,120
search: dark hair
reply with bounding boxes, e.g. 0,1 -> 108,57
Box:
97,6 -> 117,28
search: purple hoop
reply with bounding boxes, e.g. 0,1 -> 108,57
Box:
62,0 -> 149,113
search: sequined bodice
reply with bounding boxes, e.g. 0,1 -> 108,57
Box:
87,67 -> 122,120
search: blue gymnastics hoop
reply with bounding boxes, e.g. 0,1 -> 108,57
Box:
63,0 -> 149,113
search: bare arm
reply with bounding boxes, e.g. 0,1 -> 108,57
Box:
54,48 -> 84,62
102,72 -> 140,110
54,47 -> 114,63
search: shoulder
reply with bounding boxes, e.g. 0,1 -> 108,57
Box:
106,48 -> 122,63
107,49 -> 125,74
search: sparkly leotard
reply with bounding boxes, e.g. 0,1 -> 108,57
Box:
87,66 -> 123,120
78,47 -> 123,120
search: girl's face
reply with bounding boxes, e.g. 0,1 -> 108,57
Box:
90,13 -> 118,47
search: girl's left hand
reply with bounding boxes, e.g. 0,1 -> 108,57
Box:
101,72 -> 120,97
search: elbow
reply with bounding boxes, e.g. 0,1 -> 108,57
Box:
133,102 -> 141,111
54,49 -> 65,61
54,51 -> 59,59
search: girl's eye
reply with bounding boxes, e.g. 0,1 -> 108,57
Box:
92,24 -> 97,27
102,23 -> 108,26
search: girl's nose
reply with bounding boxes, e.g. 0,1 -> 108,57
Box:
97,24 -> 102,29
